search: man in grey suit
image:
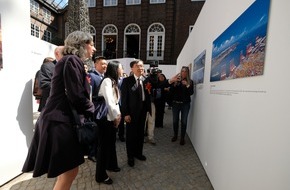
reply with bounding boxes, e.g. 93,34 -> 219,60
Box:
121,59 -> 151,167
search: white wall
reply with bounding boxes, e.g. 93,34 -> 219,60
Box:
108,58 -> 176,79
0,0 -> 56,185
179,0 -> 290,189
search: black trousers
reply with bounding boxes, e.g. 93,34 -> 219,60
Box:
155,99 -> 166,127
125,106 -> 147,159
118,115 -> 125,138
95,119 -> 118,182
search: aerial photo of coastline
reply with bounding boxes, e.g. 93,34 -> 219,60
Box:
192,50 -> 206,84
210,0 -> 270,82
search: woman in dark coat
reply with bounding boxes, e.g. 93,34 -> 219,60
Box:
22,31 -> 96,190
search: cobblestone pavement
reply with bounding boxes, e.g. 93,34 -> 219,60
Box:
2,108 -> 213,190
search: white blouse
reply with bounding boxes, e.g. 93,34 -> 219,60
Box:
98,78 -> 121,121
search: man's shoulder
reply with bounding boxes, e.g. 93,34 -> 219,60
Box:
122,75 -> 135,83
89,70 -> 101,78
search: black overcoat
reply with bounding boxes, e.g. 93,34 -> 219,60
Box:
22,55 -> 94,178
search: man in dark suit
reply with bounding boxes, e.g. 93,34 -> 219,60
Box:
121,59 -> 151,167
88,56 -> 108,162
38,46 -> 63,112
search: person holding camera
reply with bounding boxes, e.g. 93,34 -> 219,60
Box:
143,68 -> 159,145
168,66 -> 194,145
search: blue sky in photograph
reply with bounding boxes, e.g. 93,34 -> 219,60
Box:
212,0 -> 270,56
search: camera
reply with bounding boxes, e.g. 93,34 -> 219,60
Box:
147,61 -> 162,75
147,61 -> 162,84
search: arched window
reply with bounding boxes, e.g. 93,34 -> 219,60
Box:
89,25 -> 96,46
124,24 -> 141,58
147,23 -> 165,60
102,24 -> 118,59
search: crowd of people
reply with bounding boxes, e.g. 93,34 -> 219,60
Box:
23,30 -> 194,189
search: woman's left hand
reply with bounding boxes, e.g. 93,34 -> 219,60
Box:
113,115 -> 121,128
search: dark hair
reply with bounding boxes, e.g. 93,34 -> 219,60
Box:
159,73 -> 166,80
105,60 -> 120,83
130,59 -> 142,68
92,55 -> 106,63
43,57 -> 54,63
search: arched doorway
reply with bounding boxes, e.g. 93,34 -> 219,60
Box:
102,24 -> 117,59
124,24 -> 140,58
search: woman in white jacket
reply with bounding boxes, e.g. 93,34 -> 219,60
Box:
95,60 -> 123,185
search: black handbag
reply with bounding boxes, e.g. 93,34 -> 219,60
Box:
63,58 -> 97,145
70,108 -> 97,145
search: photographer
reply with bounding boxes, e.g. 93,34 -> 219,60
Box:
144,61 -> 162,145
167,66 -> 194,145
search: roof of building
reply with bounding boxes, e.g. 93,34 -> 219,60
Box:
43,0 -> 68,11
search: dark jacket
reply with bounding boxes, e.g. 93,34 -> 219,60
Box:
120,75 -> 151,122
41,55 -> 94,123
38,61 -> 55,111
170,79 -> 194,103
89,69 -> 103,100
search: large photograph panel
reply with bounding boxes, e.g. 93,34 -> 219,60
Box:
210,0 -> 270,82
192,50 -> 206,84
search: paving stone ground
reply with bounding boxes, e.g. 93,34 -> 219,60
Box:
1,107 -> 213,190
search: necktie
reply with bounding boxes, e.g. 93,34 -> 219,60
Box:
137,78 -> 143,99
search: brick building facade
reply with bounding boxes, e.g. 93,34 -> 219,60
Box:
87,0 -> 204,65
30,0 -> 204,66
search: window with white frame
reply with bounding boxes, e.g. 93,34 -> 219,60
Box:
30,0 -> 39,14
124,24 -> 141,58
125,24 -> 140,34
90,25 -> 96,45
104,0 -> 117,6
126,0 -> 141,5
87,0 -> 96,7
147,23 -> 165,60
150,0 -> 165,4
42,7 -> 51,23
102,24 -> 118,58
43,30 -> 52,42
31,24 -> 40,38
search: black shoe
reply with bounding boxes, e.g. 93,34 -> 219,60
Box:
171,136 -> 177,142
128,158 -> 134,167
103,177 -> 113,185
88,156 -> 96,162
180,138 -> 185,145
119,136 -> 125,142
135,155 -> 146,161
107,167 -> 121,172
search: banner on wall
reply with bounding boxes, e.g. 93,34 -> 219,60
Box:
210,0 -> 270,82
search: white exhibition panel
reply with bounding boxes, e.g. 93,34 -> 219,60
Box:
0,0 -> 56,185
179,0 -> 290,189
